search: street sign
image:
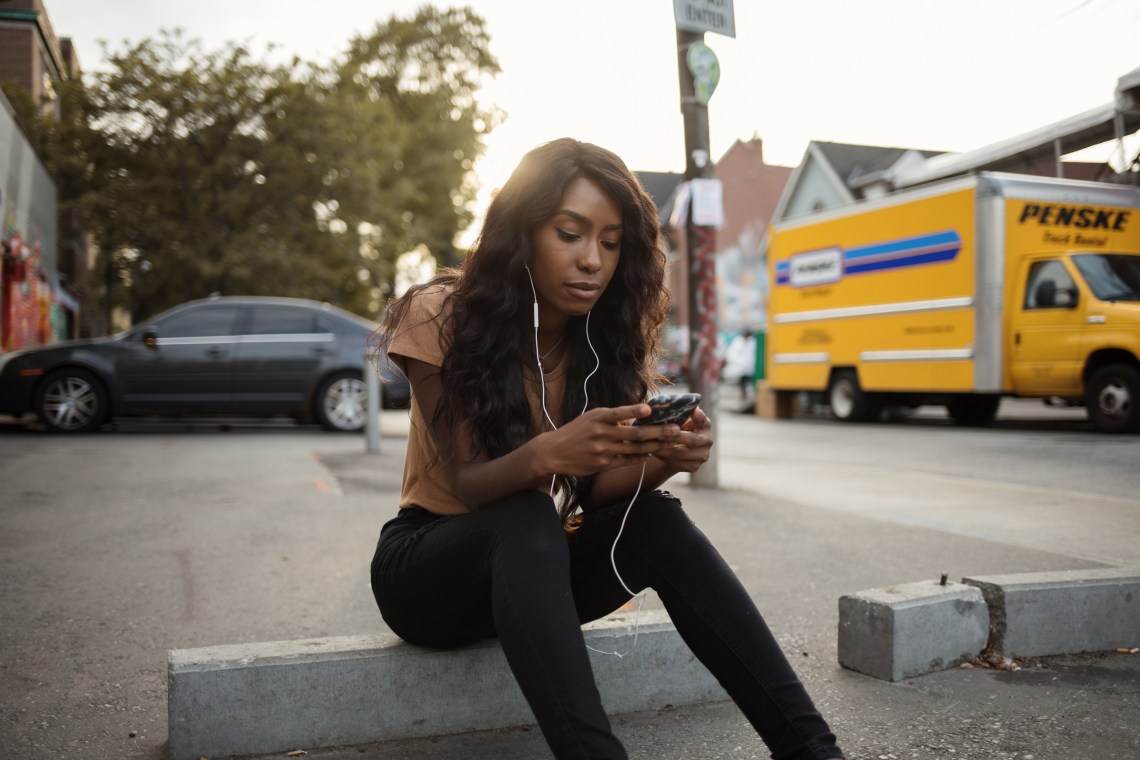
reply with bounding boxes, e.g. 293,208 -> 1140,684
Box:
673,0 -> 736,38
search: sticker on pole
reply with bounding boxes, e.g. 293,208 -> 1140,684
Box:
686,41 -> 720,105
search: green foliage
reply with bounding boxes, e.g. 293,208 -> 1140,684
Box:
18,6 -> 499,322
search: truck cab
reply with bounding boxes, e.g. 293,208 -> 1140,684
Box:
1009,250 -> 1140,431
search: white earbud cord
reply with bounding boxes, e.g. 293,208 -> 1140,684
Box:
526,265 -> 559,495
582,312 -> 647,659
525,266 -> 647,658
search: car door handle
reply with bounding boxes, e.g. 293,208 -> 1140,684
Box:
1087,315 -> 1106,324
205,346 -> 228,359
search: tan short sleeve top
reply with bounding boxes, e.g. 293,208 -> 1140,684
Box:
387,285 -> 568,516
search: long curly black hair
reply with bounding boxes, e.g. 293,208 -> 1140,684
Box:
378,138 -> 668,521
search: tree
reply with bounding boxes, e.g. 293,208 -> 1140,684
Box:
47,6 -> 498,322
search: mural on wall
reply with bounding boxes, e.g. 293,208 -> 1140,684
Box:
2,229 -> 57,350
2,94 -> 64,352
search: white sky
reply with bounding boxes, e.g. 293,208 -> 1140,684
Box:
44,0 -> 1140,232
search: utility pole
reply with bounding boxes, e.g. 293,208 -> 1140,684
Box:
104,250 -> 114,335
673,0 -> 734,488
676,27 -> 719,489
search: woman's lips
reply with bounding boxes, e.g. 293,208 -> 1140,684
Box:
565,282 -> 601,299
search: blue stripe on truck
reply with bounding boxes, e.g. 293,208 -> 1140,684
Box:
775,230 -> 961,285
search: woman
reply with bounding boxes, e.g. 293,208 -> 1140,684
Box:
371,138 -> 845,760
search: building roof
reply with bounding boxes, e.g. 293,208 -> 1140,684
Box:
813,142 -> 944,187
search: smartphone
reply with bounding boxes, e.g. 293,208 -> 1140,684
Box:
633,393 -> 702,426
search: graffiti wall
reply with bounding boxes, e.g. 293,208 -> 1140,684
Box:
1,90 -> 62,352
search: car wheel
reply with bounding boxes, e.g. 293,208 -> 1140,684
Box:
34,368 -> 109,433
828,370 -> 877,422
315,372 -> 368,432
947,395 -> 1001,426
1085,364 -> 1140,434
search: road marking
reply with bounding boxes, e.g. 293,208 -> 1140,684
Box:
313,476 -> 343,496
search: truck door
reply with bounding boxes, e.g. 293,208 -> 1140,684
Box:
1009,258 -> 1085,396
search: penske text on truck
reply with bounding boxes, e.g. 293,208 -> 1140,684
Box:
765,172 -> 1140,433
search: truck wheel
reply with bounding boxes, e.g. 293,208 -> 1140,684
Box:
34,368 -> 109,433
947,395 -> 1001,426
828,371 -> 877,422
315,372 -> 368,432
1085,364 -> 1140,434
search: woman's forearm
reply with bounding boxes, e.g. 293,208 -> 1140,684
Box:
451,435 -> 557,509
583,456 -> 677,509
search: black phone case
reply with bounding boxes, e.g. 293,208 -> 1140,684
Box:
634,393 -> 702,426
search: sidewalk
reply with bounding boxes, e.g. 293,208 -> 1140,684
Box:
285,432 -> 1140,760
3,410 -> 1135,760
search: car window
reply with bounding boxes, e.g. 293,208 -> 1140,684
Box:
1023,260 -> 1076,309
248,306 -> 321,335
157,307 -> 242,338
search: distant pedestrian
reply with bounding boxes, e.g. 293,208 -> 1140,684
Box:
370,138 -> 846,760
724,327 -> 758,400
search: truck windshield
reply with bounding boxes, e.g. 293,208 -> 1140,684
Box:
1071,253 -> 1140,302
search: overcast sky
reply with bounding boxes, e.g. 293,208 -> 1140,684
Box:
43,0 -> 1140,214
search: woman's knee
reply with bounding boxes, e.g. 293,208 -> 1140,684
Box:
477,491 -> 569,559
622,491 -> 709,555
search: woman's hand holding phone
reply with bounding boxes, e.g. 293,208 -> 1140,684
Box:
648,404 -> 713,474
532,394 -> 712,478
633,393 -> 702,426
537,404 -> 680,477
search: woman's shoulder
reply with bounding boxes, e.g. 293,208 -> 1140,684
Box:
386,280 -> 458,366
400,281 -> 455,323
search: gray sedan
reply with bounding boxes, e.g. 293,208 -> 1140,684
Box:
0,295 -> 409,432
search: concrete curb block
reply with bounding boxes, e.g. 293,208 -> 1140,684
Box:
167,611 -> 726,760
963,567 -> 1140,657
838,568 -> 1140,681
838,580 -> 989,681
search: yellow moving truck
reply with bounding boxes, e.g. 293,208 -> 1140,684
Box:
766,172 -> 1140,432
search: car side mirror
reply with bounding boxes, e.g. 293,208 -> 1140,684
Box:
1055,287 -> 1078,308
143,329 -> 158,349
1034,280 -> 1056,308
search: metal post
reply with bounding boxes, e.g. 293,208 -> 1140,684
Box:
676,27 -> 719,488
365,362 -> 381,453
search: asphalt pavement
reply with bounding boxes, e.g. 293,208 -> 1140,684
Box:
1,399 -> 1137,760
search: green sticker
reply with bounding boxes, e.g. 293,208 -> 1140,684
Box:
686,42 -> 720,105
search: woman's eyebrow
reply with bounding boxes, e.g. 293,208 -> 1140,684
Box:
556,208 -> 623,231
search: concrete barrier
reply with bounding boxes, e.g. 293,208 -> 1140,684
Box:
838,568 -> 1140,681
963,567 -> 1140,657
838,579 -> 989,681
167,611 -> 726,760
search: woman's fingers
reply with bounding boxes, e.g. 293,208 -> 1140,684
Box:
604,403 -> 650,424
684,407 -> 711,432
650,407 -> 713,472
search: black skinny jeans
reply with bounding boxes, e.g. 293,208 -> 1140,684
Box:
370,490 -> 844,760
